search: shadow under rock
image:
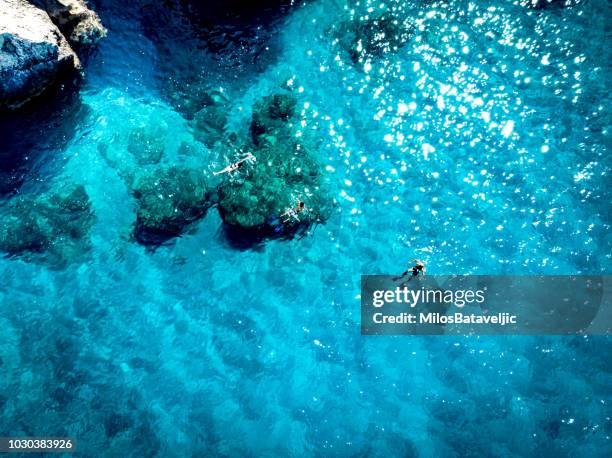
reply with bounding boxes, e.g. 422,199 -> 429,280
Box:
219,220 -> 315,251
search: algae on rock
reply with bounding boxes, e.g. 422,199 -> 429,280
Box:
132,166 -> 214,245
217,92 -> 334,241
0,184 -> 95,266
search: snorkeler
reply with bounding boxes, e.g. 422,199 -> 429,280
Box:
213,152 -> 256,175
393,259 -> 426,284
281,200 -> 306,224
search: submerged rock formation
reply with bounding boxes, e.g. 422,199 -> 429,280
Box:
250,93 -> 297,144
0,184 -> 95,266
336,13 -> 413,67
191,89 -> 230,148
0,0 -> 105,110
217,92 -> 333,242
0,0 -> 80,109
127,124 -> 166,166
132,166 -> 214,245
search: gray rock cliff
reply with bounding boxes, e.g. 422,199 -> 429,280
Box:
0,0 -> 105,110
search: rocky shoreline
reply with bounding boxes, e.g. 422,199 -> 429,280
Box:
0,0 -> 105,110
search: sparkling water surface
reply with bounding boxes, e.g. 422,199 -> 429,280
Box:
0,0 -> 611,456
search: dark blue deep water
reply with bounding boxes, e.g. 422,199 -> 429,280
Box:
1,0 -> 611,456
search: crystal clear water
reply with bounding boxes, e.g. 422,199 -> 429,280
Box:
0,0 -> 611,455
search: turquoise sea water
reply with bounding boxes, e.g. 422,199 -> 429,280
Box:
0,0 -> 611,456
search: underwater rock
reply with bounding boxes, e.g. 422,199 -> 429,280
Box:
0,0 -> 80,110
127,125 -> 166,165
103,413 -> 132,438
168,83 -> 225,120
217,93 -> 333,242
191,89 -> 230,148
132,166 -> 214,245
0,184 -> 95,266
526,0 -> 576,9
176,138 -> 210,159
336,13 -> 413,66
36,0 -> 106,46
250,93 -> 297,145
217,141 -> 333,240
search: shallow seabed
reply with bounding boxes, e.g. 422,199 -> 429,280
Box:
0,0 -> 611,456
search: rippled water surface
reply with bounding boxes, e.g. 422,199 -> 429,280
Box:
0,0 -> 610,456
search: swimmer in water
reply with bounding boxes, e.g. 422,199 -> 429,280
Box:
281,200 -> 306,224
393,259 -> 426,284
213,152 -> 256,175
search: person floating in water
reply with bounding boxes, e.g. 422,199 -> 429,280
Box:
213,152 -> 256,175
393,259 -> 426,284
281,200 -> 306,224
